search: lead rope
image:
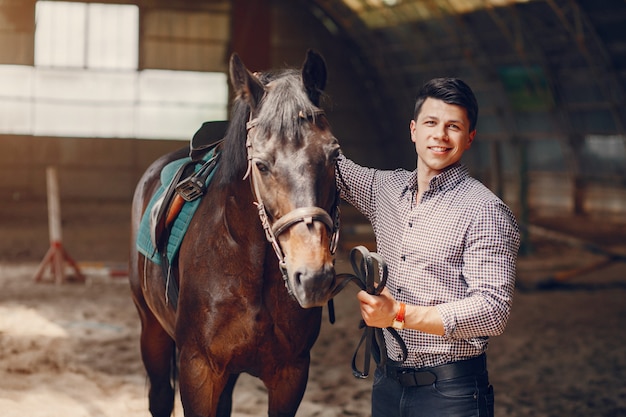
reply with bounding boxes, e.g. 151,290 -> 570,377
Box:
333,246 -> 408,378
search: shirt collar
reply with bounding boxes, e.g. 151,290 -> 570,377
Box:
406,163 -> 469,194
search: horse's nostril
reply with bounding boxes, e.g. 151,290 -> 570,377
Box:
293,271 -> 303,287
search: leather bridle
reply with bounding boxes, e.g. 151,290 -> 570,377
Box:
244,110 -> 340,295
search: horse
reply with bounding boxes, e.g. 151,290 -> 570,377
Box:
128,50 -> 342,417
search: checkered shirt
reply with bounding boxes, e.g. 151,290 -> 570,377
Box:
337,155 -> 520,368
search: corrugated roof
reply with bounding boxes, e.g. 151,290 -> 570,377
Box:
341,0 -> 536,28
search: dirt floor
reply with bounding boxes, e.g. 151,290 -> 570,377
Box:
1,199 -> 626,416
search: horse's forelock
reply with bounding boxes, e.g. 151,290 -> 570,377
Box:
256,70 -> 320,143
216,68 -> 322,185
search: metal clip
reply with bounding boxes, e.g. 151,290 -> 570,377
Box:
175,176 -> 205,202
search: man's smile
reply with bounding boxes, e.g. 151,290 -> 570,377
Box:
429,146 -> 450,152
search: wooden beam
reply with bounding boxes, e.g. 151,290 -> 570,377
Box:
230,0 -> 271,71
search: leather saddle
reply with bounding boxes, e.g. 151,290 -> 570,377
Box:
190,120 -> 229,162
149,120 -> 229,308
152,120 -> 229,249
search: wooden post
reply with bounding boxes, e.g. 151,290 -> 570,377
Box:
33,167 -> 85,284
517,138 -> 532,256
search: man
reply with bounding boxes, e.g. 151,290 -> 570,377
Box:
337,77 -> 520,416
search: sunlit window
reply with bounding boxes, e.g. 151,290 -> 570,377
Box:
0,1 -> 228,140
35,1 -> 138,70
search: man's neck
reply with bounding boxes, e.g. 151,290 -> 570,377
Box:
416,163 -> 437,193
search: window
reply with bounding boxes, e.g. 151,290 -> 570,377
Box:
0,1 -> 228,140
35,1 -> 139,70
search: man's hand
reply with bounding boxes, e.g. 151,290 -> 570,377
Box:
357,286 -> 399,328
357,287 -> 445,335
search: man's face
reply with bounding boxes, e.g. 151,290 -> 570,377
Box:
410,97 -> 476,179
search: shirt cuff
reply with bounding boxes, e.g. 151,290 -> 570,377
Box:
436,304 -> 457,340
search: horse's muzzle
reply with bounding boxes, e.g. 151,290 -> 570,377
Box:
289,262 -> 336,308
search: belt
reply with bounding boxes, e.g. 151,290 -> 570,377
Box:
385,354 -> 487,387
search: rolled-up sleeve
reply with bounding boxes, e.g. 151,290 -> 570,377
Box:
437,199 -> 520,340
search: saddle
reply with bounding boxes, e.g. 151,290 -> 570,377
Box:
151,121 -> 228,249
147,121 -> 228,308
190,120 -> 229,162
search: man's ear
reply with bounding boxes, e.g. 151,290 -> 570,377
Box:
466,129 -> 477,148
409,119 -> 417,143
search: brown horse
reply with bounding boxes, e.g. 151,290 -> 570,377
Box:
128,50 -> 341,417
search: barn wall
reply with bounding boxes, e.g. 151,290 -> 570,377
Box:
0,135 -> 183,202
0,0 -> 385,205
0,0 -> 35,66
0,0 -> 624,263
0,0 -> 230,201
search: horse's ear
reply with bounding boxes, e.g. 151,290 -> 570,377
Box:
302,49 -> 327,106
229,53 -> 265,110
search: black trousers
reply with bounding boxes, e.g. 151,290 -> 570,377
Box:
372,354 -> 494,417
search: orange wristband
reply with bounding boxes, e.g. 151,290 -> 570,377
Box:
391,302 -> 406,329
396,302 -> 406,322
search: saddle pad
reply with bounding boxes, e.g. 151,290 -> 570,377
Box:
136,149 -> 217,265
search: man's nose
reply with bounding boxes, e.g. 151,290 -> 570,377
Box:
435,125 -> 448,140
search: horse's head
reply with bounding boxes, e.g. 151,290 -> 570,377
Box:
229,50 -> 340,309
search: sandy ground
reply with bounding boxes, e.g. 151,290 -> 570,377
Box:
1,203 -> 626,416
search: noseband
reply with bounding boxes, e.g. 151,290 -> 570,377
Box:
244,110 -> 340,294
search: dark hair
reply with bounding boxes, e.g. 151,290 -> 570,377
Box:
413,78 -> 478,132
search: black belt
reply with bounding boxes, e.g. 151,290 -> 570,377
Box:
385,354 -> 487,387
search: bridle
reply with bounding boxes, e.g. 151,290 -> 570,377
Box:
244,109 -> 340,295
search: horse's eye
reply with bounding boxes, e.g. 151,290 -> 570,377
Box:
256,161 -> 269,173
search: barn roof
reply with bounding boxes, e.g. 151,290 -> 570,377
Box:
306,0 -> 626,186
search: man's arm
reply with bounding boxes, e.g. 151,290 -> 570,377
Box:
436,199 -> 520,339
357,199 -> 520,339
357,287 -> 445,336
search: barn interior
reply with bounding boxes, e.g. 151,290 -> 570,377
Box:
1,0 -> 625,262
0,1 -> 625,416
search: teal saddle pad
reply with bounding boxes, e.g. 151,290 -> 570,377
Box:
136,149 -> 218,265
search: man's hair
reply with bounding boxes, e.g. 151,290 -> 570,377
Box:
413,78 -> 478,132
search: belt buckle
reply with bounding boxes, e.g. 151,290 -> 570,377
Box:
397,369 -> 436,387
176,176 -> 205,201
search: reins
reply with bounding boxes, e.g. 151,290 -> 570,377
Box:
333,246 -> 408,378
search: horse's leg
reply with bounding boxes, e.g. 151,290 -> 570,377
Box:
134,302 -> 176,417
264,359 -> 311,417
177,348 -> 229,417
216,374 -> 240,417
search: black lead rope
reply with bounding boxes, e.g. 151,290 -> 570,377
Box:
333,246 -> 408,379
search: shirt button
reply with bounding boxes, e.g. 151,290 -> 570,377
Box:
408,222 -> 413,227
401,255 -> 406,261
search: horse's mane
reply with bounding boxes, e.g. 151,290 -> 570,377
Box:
215,98 -> 250,186
215,68 -> 323,186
